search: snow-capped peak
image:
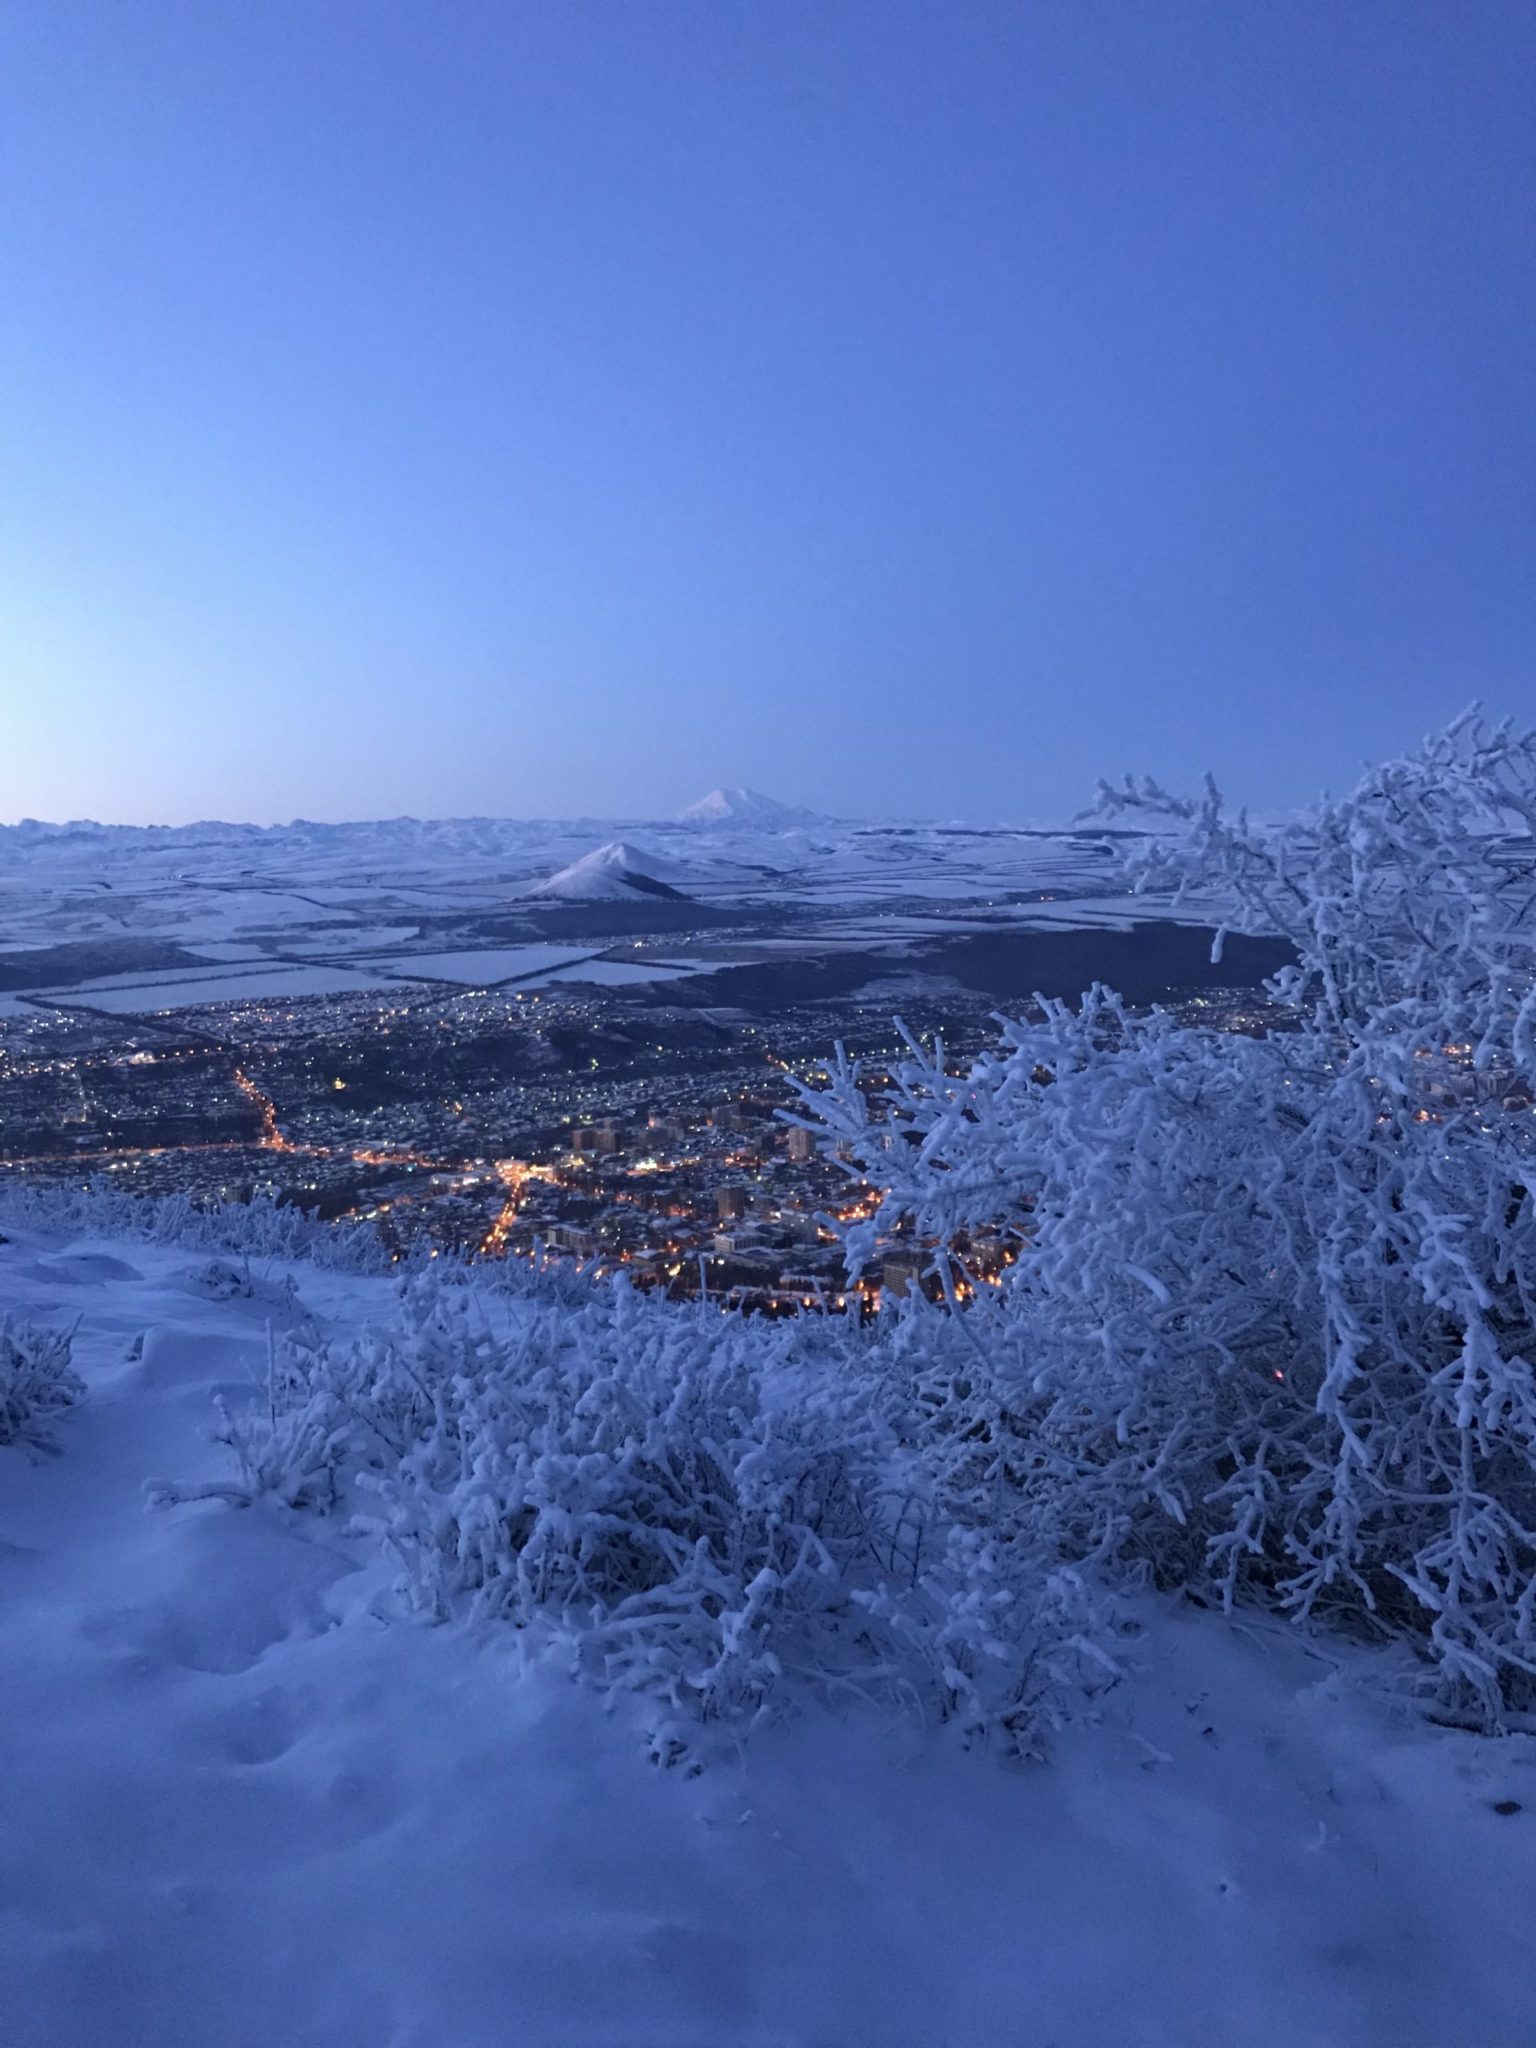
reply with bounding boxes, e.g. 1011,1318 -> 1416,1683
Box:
677,787 -> 824,828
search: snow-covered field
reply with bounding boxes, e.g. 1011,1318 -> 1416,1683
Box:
3,1214 -> 1533,2048
0,800 -> 1203,1016
32,962 -> 427,1014
350,943 -> 607,986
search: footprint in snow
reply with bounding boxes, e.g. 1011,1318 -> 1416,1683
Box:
78,1598 -> 291,1677
189,1687 -> 304,1767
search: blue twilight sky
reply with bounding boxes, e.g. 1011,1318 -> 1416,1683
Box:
1,2 -> 1532,826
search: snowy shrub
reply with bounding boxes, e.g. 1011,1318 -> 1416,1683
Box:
148,1324 -> 354,1514
168,1265 -> 1124,1755
793,714 -> 1536,1726
368,1282 -> 904,1734
0,1184 -> 394,1275
191,1258 -> 256,1300
0,1318 -> 83,1447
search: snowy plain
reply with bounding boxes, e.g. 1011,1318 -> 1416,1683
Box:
2,1217 -> 1534,2048
0,801 -> 1250,1040
0,806 -> 1200,1017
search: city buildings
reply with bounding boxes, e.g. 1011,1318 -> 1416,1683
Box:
0,973 -> 1289,1313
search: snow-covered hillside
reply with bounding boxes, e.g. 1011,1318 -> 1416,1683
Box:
3,1210 -> 1535,2048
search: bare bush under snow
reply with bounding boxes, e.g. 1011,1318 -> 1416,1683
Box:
159,1267 -> 1125,1755
0,1319 -> 83,1447
0,1184 -> 394,1275
794,715 -> 1536,1726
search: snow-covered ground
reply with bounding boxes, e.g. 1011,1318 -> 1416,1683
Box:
0,806 -> 1166,977
3,1215 -> 1534,2048
349,943 -> 606,986
29,962 -> 427,1014
0,803 -> 1240,1027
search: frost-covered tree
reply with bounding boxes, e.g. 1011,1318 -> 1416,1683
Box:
794,715 -> 1536,1725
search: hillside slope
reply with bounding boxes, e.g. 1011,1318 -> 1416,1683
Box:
2,1218 -> 1533,2048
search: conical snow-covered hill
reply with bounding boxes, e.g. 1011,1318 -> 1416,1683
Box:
530,840 -> 691,901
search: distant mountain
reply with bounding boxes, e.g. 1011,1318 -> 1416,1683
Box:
529,841 -> 692,902
0,792 -> 834,848
677,787 -> 826,829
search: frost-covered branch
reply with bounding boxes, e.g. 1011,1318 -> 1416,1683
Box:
0,1319 -> 83,1448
